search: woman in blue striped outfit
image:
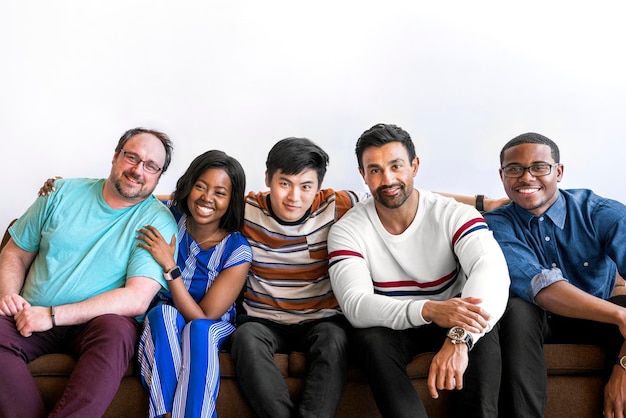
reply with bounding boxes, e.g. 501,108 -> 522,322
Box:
137,150 -> 252,418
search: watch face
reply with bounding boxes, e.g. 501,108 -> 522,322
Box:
620,356 -> 626,369
448,326 -> 466,340
164,266 -> 182,281
170,267 -> 182,280
447,326 -> 473,350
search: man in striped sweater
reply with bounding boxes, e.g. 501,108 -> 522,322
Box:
328,124 -> 510,418
231,137 -> 366,418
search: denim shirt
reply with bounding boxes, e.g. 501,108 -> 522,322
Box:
484,189 -> 626,304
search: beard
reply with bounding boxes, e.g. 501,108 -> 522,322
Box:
373,183 -> 411,209
112,171 -> 152,200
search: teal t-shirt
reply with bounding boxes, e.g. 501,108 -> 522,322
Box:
9,178 -> 176,309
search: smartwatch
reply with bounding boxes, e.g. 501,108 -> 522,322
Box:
163,266 -> 182,281
447,326 -> 474,351
616,355 -> 626,371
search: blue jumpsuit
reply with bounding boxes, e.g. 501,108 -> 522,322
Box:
139,207 -> 251,418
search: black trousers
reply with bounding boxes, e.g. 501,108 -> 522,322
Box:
352,324 -> 499,418
466,295 -> 626,418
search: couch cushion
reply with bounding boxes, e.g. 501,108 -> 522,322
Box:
544,344 -> 605,375
288,352 -> 307,377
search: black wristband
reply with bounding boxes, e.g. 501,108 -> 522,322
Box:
475,194 -> 485,212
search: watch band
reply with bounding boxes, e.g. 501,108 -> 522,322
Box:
461,333 -> 474,351
475,194 -> 486,213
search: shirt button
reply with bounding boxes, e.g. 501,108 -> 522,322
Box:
552,263 -> 557,267
539,217 -> 544,221
545,236 -> 550,241
583,262 -> 589,267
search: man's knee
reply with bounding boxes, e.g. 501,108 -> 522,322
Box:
309,321 -> 348,348
306,321 -> 349,364
232,322 -> 274,358
352,327 -> 393,347
0,316 -> 27,356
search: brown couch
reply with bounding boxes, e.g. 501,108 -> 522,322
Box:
25,345 -> 606,418
1,221 -> 607,417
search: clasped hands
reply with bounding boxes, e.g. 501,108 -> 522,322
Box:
0,293 -> 52,337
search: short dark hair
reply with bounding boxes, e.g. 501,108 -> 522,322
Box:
171,150 -> 247,233
115,127 -> 174,173
500,132 -> 560,165
265,137 -> 329,186
355,123 -> 417,170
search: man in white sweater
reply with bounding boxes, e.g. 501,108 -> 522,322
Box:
328,123 -> 510,418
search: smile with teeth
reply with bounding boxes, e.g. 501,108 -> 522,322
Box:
517,187 -> 540,194
195,204 -> 215,216
124,173 -> 143,185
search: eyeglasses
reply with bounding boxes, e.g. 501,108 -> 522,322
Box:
501,163 -> 559,178
118,149 -> 163,174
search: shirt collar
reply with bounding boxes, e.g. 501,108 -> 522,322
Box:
512,190 -> 566,229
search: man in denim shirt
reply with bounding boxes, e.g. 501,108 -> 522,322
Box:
477,132 -> 626,417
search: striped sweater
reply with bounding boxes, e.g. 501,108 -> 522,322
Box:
328,190 -> 510,343
241,189 -> 365,324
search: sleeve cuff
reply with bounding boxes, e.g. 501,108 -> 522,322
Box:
530,268 -> 568,300
407,300 -> 430,327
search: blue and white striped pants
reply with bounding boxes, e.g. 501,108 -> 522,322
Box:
138,304 -> 235,418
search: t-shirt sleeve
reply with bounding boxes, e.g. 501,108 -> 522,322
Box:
222,232 -> 252,270
10,182 -> 65,252
126,202 -> 177,288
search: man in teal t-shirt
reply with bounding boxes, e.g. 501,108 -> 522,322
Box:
0,128 -> 177,417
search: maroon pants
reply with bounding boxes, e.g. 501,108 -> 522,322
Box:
0,314 -> 139,418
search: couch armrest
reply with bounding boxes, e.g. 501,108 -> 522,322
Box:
1,219 -> 17,252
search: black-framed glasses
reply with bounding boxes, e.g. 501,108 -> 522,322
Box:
501,163 -> 559,178
118,149 -> 163,174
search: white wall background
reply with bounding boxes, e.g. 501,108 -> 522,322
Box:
2,1 -> 625,232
